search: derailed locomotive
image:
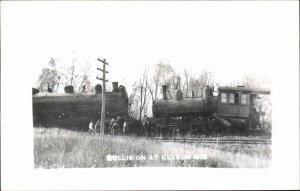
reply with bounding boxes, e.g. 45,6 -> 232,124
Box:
32,82 -> 128,130
151,85 -> 270,135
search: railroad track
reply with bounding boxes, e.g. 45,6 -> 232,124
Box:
152,137 -> 271,144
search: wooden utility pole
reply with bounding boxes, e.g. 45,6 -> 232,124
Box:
96,58 -> 109,137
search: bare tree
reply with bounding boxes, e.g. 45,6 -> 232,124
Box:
77,62 -> 92,92
139,68 -> 151,120
182,69 -> 190,97
129,67 -> 152,121
37,58 -> 60,92
60,61 -> 92,92
61,62 -> 79,89
241,73 -> 271,89
128,83 -> 138,118
149,68 -> 160,102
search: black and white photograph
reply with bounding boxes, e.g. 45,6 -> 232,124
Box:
1,1 -> 299,190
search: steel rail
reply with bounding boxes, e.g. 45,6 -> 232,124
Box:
152,138 -> 271,144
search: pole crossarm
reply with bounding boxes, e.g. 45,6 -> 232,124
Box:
97,58 -> 109,65
97,67 -> 109,73
96,76 -> 108,82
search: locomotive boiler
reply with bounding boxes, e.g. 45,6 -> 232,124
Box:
32,82 -> 128,129
153,85 -> 218,118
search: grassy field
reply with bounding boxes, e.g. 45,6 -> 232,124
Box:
34,128 -> 271,168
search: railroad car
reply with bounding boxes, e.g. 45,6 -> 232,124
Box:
32,82 -> 128,130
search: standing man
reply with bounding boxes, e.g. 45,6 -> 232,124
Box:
88,120 -> 95,133
123,118 -> 129,135
143,115 -> 151,138
109,118 -> 116,134
94,120 -> 100,133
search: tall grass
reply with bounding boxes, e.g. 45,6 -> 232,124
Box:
34,128 -> 271,168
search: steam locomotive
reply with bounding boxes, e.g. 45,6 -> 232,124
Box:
151,85 -> 270,134
32,82 -> 128,130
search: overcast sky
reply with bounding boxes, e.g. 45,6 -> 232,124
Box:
2,1 -> 298,94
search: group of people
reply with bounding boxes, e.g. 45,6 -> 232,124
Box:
88,115 -> 153,136
88,119 -> 101,133
108,116 -> 127,135
88,116 -> 128,135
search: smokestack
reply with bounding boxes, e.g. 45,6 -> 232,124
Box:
162,85 -> 168,100
64,85 -> 74,93
112,82 -> 119,92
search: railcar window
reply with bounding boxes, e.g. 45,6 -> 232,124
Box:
221,93 -> 227,103
229,93 -> 234,103
234,93 -> 239,104
229,93 -> 239,104
241,94 -> 247,104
